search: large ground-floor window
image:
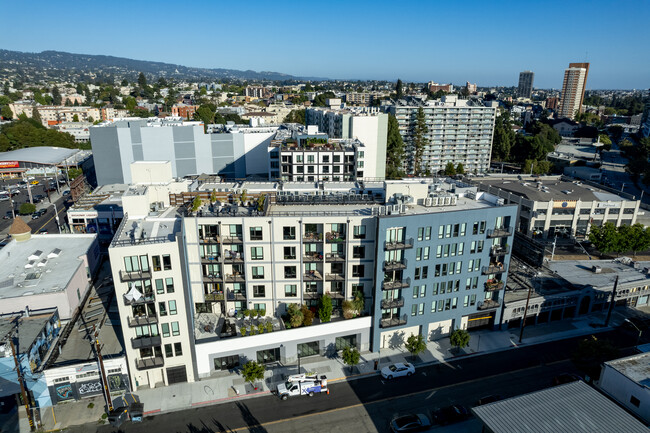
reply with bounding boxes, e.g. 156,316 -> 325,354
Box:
257,347 -> 280,364
214,355 -> 240,371
298,341 -> 320,358
335,335 -> 357,351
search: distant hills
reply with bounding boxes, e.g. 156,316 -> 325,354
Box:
0,49 -> 324,83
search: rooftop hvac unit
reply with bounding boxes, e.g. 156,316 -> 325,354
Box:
399,204 -> 406,214
592,266 -> 602,274
425,197 -> 433,207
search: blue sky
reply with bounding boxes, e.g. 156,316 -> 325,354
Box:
2,0 -> 648,89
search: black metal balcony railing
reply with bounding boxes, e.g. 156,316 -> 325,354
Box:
485,281 -> 505,291
478,299 -> 501,310
487,226 -> 513,238
382,277 -> 411,290
128,315 -> 158,327
225,273 -> 245,282
303,232 -> 323,243
325,232 -> 346,243
383,258 -> 408,271
325,252 -> 345,262
326,291 -> 344,299
199,235 -> 221,244
482,264 -> 507,275
136,356 -> 164,370
123,292 -> 155,306
380,315 -> 408,328
119,269 -> 152,282
303,271 -> 323,281
303,253 -> 323,262
222,235 -> 243,244
204,292 -> 224,301
325,273 -> 345,281
223,252 -> 244,263
490,245 -> 510,256
384,238 -> 414,250
203,273 -> 223,282
131,335 -> 162,350
303,291 -> 320,299
227,290 -> 246,301
381,297 -> 405,309
201,255 -> 221,263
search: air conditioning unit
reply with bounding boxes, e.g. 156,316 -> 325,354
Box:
425,197 -> 433,207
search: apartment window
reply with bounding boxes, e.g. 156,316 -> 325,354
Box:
284,246 -> 296,260
296,155 -> 303,163
163,255 -> 172,270
411,304 -> 417,316
452,298 -> 458,309
352,246 -> 365,259
464,295 -> 469,307
417,267 -> 423,279
250,227 -> 263,241
418,228 -> 424,241
253,285 -> 265,297
171,321 -> 180,336
252,266 -> 264,279
285,284 -> 297,297
352,265 -> 364,278
156,302 -> 166,317
431,301 -> 437,313
420,285 -> 426,297
438,226 -> 444,239
423,247 -> 430,260
161,323 -> 170,337
458,242 -> 464,255
465,278 -> 472,290
436,245 -> 442,258
283,226 -> 296,240
250,247 -> 264,260
422,266 -> 428,278
165,344 -> 173,358
416,247 -> 422,261
443,244 -> 450,258
413,286 -> 419,299
453,224 -> 460,237
474,259 -> 481,272
479,221 -> 486,234
152,256 -> 161,271
460,223 -> 466,236
425,227 -> 431,240
353,225 -> 366,239
174,342 -> 182,356
124,256 -> 140,272
165,277 -> 174,293
446,224 -> 452,238
432,282 -> 439,295
140,255 -> 150,272
168,300 -> 177,315
445,299 -> 451,310
438,300 -> 444,312
307,155 -> 315,163
456,262 -> 462,274
470,294 -> 477,306
419,303 -> 425,315
473,222 -> 479,235
284,266 -> 297,278
333,155 -> 341,163
155,279 -> 164,294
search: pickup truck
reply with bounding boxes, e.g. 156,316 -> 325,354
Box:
276,374 -> 328,400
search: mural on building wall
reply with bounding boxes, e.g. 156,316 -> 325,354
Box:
108,374 -> 127,392
77,380 -> 103,397
53,383 -> 75,402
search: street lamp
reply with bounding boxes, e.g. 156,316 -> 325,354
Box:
50,203 -> 61,234
624,319 -> 643,346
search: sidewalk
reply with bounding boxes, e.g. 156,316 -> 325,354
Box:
0,185 -> 68,238
37,307 -> 635,431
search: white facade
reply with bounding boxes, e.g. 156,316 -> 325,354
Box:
559,67 -> 588,119
600,352 -> 650,424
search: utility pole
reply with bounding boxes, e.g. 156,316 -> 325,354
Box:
604,275 -> 619,327
93,326 -> 113,412
550,235 -> 557,261
519,275 -> 535,343
9,339 -> 35,431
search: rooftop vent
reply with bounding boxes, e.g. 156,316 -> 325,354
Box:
28,250 -> 43,261
47,248 -> 61,259
592,266 -> 602,274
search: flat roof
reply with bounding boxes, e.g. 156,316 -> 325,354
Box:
0,311 -> 55,353
0,147 -> 81,165
472,381 -> 649,433
111,211 -> 181,247
549,259 -> 650,290
0,234 -> 97,300
605,352 -> 650,386
479,178 -> 629,203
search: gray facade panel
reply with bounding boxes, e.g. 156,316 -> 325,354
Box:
173,126 -> 195,143
176,159 -> 197,177
174,142 -> 196,159
132,144 -> 143,161
90,127 -> 124,185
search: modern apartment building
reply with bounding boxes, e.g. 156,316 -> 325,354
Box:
305,107 -> 387,179
345,93 -> 382,106
382,95 -> 498,175
558,63 -> 590,119
518,71 -> 534,99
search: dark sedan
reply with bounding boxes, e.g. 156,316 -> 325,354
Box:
432,405 -> 470,425
389,413 -> 431,432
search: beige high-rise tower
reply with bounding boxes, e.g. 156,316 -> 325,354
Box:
558,62 -> 589,119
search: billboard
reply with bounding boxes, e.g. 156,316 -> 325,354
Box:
0,161 -> 19,169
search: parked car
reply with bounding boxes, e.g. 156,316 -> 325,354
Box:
37,209 -> 47,216
432,405 -> 470,425
3,211 -> 13,219
553,373 -> 581,386
30,180 -> 39,185
31,213 -> 40,220
38,228 -> 48,234
62,190 -> 70,196
476,394 -> 502,406
381,362 -> 415,380
34,194 -> 44,201
390,413 -> 431,433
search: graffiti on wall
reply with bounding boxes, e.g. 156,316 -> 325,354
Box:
78,380 -> 102,396
108,374 -> 127,392
55,384 -> 73,400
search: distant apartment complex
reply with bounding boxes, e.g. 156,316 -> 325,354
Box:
427,81 -> 454,93
382,95 -> 498,175
558,62 -> 590,119
345,93 -> 382,106
171,104 -> 198,119
518,71 -> 534,98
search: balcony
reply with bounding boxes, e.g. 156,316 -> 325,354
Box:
303,291 -> 320,300
200,235 -> 221,244
223,252 -> 244,263
303,271 -> 323,281
202,273 -> 223,282
380,315 -> 408,329
119,269 -> 152,282
201,255 -> 221,264
123,292 -> 155,306
382,278 -> 411,290
487,226 -> 512,238
326,291 -> 344,299
131,335 -> 162,350
384,238 -> 414,250
225,273 -> 245,283
227,290 -> 246,301
136,356 -> 164,370
128,315 -> 158,327
478,299 -> 501,310
325,232 -> 346,243
383,258 -> 408,271
482,264 -> 507,275
304,253 -> 323,262
325,273 -> 345,281
485,280 -> 505,291
325,252 -> 345,262
222,235 -> 243,244
303,232 -> 323,243
205,292 -> 224,302
381,297 -> 405,309
490,245 -> 510,256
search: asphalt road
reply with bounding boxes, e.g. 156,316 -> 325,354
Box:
71,328 -> 640,433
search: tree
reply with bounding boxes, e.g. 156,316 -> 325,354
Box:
256,194 -> 266,212
456,163 -> 464,174
572,336 -> 619,381
491,113 -> 515,161
283,109 -> 305,124
67,168 -> 83,180
210,188 -> 217,204
412,107 -> 428,176
628,224 -> 650,257
300,304 -> 314,326
31,108 -> 42,126
52,86 -> 62,105
405,334 -> 426,360
341,346 -> 360,371
287,303 -> 304,328
138,72 -> 148,89
19,203 -> 36,215
396,79 -> 403,100
241,361 -> 265,388
589,222 -> 621,256
239,189 -> 247,205
72,114 -> 79,122
0,105 -> 12,120
444,162 -> 456,176
318,294 -> 333,323
352,290 -> 364,314
450,329 -> 470,352
385,114 -> 405,179
190,195 -> 202,213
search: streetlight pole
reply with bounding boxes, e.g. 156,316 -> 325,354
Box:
519,272 -> 538,343
625,319 -> 643,346
51,203 -> 61,234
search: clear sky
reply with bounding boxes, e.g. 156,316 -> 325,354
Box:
2,0 -> 648,89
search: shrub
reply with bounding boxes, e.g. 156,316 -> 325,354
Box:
318,294 -> 333,323
258,323 -> 265,334
301,305 -> 314,326
241,361 -> 265,386
288,303 -> 304,328
87,402 -> 95,409
342,300 -> 355,319
265,322 -> 273,333
19,203 -> 36,215
241,327 -> 247,337
449,329 -> 470,350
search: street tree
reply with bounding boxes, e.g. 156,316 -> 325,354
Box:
405,333 -> 426,360
241,361 -> 265,388
444,162 -> 456,176
450,329 -> 470,351
341,346 -> 360,371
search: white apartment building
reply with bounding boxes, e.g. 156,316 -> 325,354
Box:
8,103 -> 101,126
54,122 -> 92,142
382,95 -> 497,175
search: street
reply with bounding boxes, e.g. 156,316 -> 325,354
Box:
70,328 -> 639,433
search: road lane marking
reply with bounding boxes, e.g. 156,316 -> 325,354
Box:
36,204 -> 65,232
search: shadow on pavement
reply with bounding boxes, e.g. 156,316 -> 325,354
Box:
235,402 -> 267,433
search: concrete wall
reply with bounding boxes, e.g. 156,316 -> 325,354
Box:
600,362 -> 650,423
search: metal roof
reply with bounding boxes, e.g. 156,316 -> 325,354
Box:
471,381 -> 649,433
0,147 -> 79,165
